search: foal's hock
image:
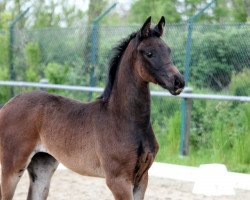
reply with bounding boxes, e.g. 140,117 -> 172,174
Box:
0,16 -> 184,200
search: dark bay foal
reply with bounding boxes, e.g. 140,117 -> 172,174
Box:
0,16 -> 184,200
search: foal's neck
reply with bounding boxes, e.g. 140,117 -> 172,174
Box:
109,45 -> 151,125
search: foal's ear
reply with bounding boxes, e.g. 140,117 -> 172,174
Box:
153,16 -> 165,37
139,16 -> 151,40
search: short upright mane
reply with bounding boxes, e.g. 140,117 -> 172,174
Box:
98,32 -> 137,101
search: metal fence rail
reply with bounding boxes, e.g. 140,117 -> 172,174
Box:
1,80 -> 250,102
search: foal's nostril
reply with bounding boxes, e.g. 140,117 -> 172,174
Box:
174,78 -> 181,88
173,74 -> 185,89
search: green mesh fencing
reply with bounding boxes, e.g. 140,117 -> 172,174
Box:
0,23 -> 250,171
189,23 -> 250,95
11,24 -> 250,96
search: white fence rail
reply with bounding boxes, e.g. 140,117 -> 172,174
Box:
1,80 -> 250,102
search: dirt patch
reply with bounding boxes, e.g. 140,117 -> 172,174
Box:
14,170 -> 250,200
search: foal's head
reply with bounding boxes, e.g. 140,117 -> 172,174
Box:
133,16 -> 185,95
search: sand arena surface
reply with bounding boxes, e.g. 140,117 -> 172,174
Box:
13,169 -> 250,200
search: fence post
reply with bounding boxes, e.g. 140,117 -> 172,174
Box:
8,7 -> 30,97
179,0 -> 215,156
39,79 -> 48,91
179,87 -> 193,156
184,21 -> 193,84
88,3 -> 117,100
184,0 -> 216,84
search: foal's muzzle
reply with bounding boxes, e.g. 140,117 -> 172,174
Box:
171,74 -> 185,95
158,73 -> 185,95
156,64 -> 185,95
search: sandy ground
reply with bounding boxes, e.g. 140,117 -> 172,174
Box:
13,170 -> 250,200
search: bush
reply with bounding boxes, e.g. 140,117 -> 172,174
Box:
190,30 -> 233,91
45,62 -> 68,84
192,57 -> 232,90
229,68 -> 250,96
226,28 -> 250,72
25,42 -> 42,82
0,33 -> 8,68
0,31 -> 10,103
190,27 -> 250,91
0,68 -> 10,103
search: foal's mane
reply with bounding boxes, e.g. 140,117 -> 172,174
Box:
98,32 -> 137,101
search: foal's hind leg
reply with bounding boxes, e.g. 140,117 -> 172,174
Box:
0,168 -> 25,200
0,146 -> 34,200
27,153 -> 58,200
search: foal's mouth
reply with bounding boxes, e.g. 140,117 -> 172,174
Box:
169,88 -> 183,95
158,82 -> 184,96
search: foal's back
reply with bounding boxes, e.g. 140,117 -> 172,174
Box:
0,91 -> 95,138
0,91 -> 103,176
0,90 -> 98,129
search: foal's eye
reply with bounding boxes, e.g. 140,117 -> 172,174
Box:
145,52 -> 153,58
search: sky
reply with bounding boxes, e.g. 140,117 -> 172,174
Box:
74,0 -> 133,13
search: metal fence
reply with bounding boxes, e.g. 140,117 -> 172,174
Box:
4,23 -> 250,93
0,23 -> 250,170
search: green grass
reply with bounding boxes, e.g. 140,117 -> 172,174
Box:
156,145 -> 250,173
154,103 -> 250,173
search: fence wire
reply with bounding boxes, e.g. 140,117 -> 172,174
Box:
0,23 -> 250,171
8,24 -> 250,94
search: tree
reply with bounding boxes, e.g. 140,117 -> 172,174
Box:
128,0 -> 250,23
83,0 -> 108,76
0,0 -> 7,12
32,0 -> 85,28
32,0 -> 60,28
129,0 -> 181,23
232,0 -> 249,22
1,0 -> 85,28
60,0 -> 85,27
179,0 -> 213,21
245,0 -> 250,20
87,0 -> 108,24
213,0 -> 231,22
